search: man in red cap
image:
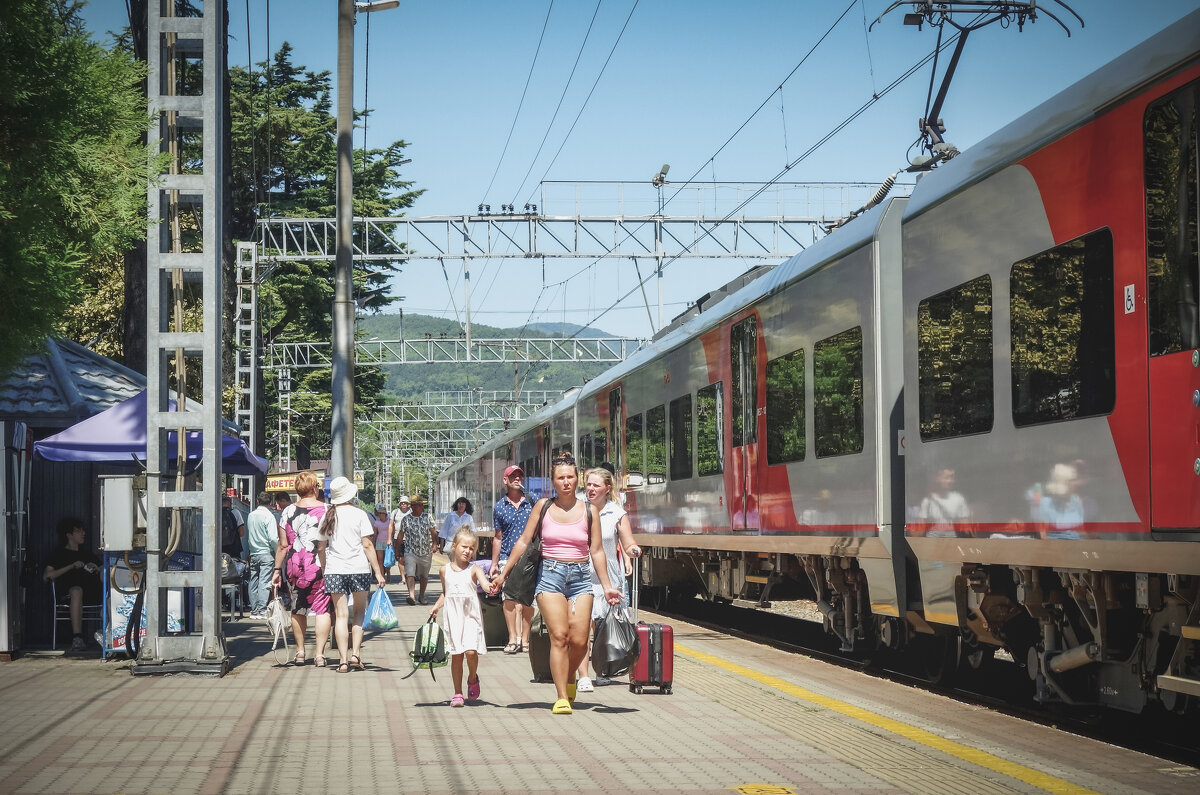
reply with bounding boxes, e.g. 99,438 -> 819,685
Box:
490,464 -> 535,653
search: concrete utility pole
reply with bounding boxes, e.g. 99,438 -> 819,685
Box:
331,0 -> 355,478
332,0 -> 398,477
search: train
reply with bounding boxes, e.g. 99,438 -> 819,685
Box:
436,11 -> 1200,715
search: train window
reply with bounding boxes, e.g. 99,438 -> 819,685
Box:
697,382 -> 724,476
625,413 -> 645,475
731,317 -> 759,447
918,277 -> 994,439
646,404 -> 666,481
1145,81 -> 1200,356
608,388 -> 622,472
579,432 -> 592,468
814,328 -> 864,457
766,348 -> 806,464
669,395 -> 693,480
1011,229 -> 1116,425
594,427 -> 607,468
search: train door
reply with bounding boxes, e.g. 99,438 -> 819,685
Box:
731,316 -> 760,529
1145,80 -> 1200,531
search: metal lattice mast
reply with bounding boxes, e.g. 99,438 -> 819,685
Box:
233,242 -> 258,497
380,439 -> 392,505
277,383 -> 292,472
136,1 -> 227,674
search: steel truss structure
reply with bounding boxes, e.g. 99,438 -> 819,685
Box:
363,402 -> 541,426
257,212 -> 821,263
239,185 -> 894,476
266,336 -> 644,369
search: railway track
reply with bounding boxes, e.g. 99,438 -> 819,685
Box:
657,596 -> 1200,768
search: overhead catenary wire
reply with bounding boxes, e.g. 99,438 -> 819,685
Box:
245,0 -> 259,213
508,0 -> 605,206
480,0 -> 556,207
505,0 -> 862,337
521,0 -> 640,206
529,28 -> 963,357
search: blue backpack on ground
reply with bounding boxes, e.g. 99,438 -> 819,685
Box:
404,617 -> 449,680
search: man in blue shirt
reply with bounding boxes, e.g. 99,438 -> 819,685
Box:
490,465 -> 534,654
245,492 -> 278,618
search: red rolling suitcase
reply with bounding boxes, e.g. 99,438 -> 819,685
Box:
629,557 -> 673,694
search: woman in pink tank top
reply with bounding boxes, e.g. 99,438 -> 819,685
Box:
491,454 -> 622,714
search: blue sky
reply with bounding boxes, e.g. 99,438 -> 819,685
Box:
80,1 -> 1200,339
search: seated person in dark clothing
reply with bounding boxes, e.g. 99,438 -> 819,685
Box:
43,517 -> 102,651
222,496 -> 246,558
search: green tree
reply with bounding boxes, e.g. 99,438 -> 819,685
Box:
0,0 -> 157,376
228,43 -> 422,460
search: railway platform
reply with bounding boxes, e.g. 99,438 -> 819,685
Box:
0,570 -> 1195,794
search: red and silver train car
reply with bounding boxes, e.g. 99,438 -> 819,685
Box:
438,12 -> 1200,713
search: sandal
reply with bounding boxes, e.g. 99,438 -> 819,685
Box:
450,694 -> 465,708
502,642 -> 519,655
467,677 -> 480,700
349,655 -> 365,671
566,678 -> 577,704
551,698 -> 572,715
335,662 -> 350,673
313,656 -> 327,668
292,653 -> 306,665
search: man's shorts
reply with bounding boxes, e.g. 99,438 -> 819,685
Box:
404,551 -> 431,579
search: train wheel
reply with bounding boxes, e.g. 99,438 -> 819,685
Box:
918,633 -> 959,684
964,643 -> 994,670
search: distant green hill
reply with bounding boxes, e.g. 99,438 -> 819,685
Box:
358,312 -> 622,399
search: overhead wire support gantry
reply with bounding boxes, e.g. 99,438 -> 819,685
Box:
266,335 -> 645,369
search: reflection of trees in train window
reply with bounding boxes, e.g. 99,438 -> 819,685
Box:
814,327 -> 864,457
697,382 -> 724,476
1145,80 -> 1200,357
608,388 -> 622,472
766,348 -> 806,464
578,432 -> 593,468
918,277 -> 994,440
646,405 -> 666,479
731,317 -> 759,446
669,395 -> 694,480
1011,229 -> 1115,426
625,413 -> 645,474
593,427 -> 607,468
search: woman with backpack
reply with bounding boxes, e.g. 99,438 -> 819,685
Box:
320,476 -> 387,673
270,470 -> 332,666
489,454 -> 623,714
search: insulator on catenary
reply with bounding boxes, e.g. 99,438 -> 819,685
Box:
867,173 -> 897,210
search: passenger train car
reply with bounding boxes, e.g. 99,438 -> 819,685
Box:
438,12 -> 1200,714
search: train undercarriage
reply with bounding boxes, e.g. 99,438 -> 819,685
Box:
636,547 -> 1199,713
959,564 -> 1199,714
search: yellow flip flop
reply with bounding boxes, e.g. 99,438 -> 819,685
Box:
551,698 -> 572,714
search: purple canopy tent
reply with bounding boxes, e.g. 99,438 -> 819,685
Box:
33,391 -> 268,475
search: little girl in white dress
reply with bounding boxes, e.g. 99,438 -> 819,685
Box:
429,527 -> 491,706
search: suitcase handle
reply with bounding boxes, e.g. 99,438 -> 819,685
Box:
631,554 -> 639,623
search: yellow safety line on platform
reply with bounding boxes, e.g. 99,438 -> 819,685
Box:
676,643 -> 1099,795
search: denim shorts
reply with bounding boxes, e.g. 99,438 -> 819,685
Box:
535,559 -> 593,601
